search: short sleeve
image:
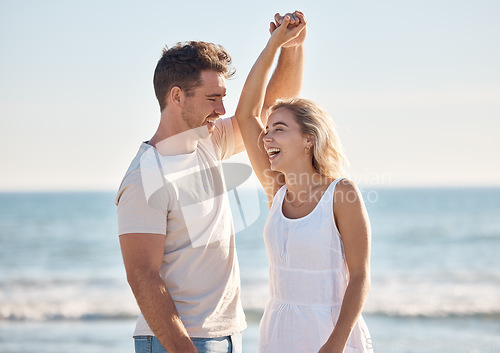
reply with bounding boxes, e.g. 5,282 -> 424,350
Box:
211,117 -> 235,160
115,170 -> 169,236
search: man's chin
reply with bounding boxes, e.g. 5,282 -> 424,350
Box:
184,125 -> 210,140
205,122 -> 217,135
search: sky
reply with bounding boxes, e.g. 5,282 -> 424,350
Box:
0,0 -> 499,191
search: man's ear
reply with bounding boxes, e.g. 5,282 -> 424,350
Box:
169,86 -> 182,107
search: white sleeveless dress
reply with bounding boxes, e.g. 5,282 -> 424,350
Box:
259,178 -> 373,353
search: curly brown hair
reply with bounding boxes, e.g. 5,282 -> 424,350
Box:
153,41 -> 235,111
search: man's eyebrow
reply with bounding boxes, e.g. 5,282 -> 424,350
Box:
205,93 -> 226,97
265,122 -> 288,130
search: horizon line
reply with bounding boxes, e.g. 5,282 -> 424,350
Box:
1,184 -> 500,193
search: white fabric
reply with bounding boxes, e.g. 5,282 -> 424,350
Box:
259,178 -> 373,353
115,118 -> 246,338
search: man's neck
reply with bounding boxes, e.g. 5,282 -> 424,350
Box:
149,115 -> 209,156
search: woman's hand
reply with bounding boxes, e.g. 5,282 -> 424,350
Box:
268,10 -> 306,49
318,341 -> 343,353
270,11 -> 307,48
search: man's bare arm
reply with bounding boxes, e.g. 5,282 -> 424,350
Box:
120,233 -> 197,353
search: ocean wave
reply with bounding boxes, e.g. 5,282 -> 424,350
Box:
3,306 -> 500,323
2,275 -> 500,323
242,308 -> 500,323
0,311 -> 138,322
241,282 -> 500,323
365,311 -> 500,320
0,296 -> 140,322
0,279 -> 140,322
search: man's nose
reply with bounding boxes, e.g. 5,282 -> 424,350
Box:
215,101 -> 226,116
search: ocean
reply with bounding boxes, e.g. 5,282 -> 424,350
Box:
1,186 -> 499,352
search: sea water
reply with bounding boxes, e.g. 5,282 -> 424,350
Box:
1,186 -> 499,352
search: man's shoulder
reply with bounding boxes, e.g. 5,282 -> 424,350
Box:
121,143 -> 161,179
211,116 -> 234,142
115,143 -> 159,204
202,117 -> 235,160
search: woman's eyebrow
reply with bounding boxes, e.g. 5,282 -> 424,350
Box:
265,122 -> 288,131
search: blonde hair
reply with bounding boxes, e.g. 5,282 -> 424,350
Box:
269,98 -> 349,179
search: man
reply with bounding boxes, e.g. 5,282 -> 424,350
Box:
116,13 -> 306,353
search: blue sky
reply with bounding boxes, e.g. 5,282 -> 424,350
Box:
1,0 -> 499,190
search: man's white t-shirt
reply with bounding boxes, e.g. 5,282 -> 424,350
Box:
115,118 -> 246,338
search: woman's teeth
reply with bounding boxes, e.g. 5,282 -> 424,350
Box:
266,148 -> 281,157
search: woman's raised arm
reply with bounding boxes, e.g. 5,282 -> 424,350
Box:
235,12 -> 306,202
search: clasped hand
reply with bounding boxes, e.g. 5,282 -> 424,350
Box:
269,10 -> 307,48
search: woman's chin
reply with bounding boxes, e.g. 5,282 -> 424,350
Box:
269,162 -> 283,173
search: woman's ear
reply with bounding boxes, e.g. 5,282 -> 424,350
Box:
305,135 -> 315,148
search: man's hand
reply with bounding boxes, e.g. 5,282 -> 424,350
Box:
269,10 -> 307,47
268,11 -> 306,49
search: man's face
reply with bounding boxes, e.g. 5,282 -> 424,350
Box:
180,70 -> 227,133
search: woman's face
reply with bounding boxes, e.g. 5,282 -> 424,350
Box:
263,107 -> 311,173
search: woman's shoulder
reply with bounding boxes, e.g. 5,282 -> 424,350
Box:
333,178 -> 363,206
334,178 -> 358,192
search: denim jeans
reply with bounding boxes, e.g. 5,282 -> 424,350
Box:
134,333 -> 242,353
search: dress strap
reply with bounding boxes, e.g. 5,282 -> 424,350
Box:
323,177 -> 347,202
331,177 -> 347,189
270,184 -> 287,211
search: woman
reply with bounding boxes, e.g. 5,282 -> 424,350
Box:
235,12 -> 374,353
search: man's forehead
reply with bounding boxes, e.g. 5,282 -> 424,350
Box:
200,70 -> 227,91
